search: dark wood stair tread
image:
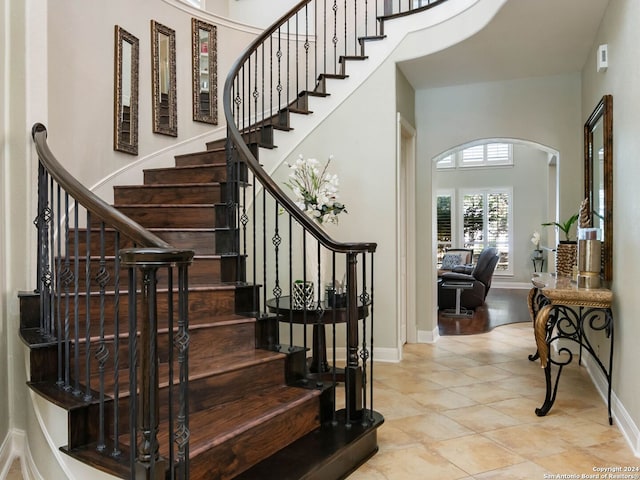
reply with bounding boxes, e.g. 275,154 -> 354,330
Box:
157,384 -> 321,455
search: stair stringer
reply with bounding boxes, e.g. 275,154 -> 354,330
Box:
24,388 -> 120,480
256,0 -> 508,177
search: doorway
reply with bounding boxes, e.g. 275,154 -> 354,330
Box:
397,114 -> 417,350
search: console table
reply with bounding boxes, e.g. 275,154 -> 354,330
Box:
527,273 -> 614,424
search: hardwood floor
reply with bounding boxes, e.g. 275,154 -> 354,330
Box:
438,287 -> 531,336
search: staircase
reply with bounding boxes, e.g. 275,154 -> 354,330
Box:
19,1 -> 464,478
22,120 -> 384,478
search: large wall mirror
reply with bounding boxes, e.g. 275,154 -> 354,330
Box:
114,26 -> 139,154
151,20 -> 177,136
584,94 -> 613,281
191,19 -> 218,124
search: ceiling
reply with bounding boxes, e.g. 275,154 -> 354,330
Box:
397,0 -> 610,90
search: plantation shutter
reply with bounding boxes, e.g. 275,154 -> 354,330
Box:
437,195 -> 452,252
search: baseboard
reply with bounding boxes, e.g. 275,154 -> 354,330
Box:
583,352 -> 640,457
0,432 -> 13,479
417,327 -> 439,343
0,428 -> 25,480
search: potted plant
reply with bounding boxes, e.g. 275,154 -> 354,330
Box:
542,213 -> 579,277
542,213 -> 579,243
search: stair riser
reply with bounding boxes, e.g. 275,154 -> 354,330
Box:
144,166 -> 227,185
189,396 -> 321,480
44,289 -> 242,338
59,255 -> 245,288
113,184 -> 225,205
68,320 -> 258,387
112,205 -> 227,229
174,149 -> 226,166
68,229 -> 237,256
111,357 -> 288,444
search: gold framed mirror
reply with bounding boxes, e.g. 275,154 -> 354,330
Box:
114,26 -> 139,154
584,94 -> 613,281
192,19 -> 218,124
151,20 -> 177,136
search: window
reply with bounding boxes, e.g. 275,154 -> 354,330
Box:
436,193 -> 453,262
461,189 -> 512,273
437,142 -> 513,169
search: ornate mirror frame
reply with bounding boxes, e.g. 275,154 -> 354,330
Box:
151,20 -> 177,136
191,18 -> 218,124
114,26 -> 139,154
584,94 -> 613,281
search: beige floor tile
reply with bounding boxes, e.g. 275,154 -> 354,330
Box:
487,396 -> 547,423
483,423 -> 572,458
473,461 -> 550,479
426,370 -> 482,388
459,364 -> 513,382
408,388 -> 479,411
367,445 -> 469,480
450,381 -> 520,405
6,459 -> 22,480
581,437 -> 640,467
442,404 -> 521,433
377,373 -> 444,394
431,433 -> 525,475
532,448 -> 609,475
391,412 -> 474,442
351,319 -> 636,478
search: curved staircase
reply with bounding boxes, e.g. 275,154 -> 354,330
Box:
18,1 -> 475,478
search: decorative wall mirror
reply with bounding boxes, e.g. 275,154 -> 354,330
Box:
114,26 -> 139,154
191,19 -> 218,124
151,20 -> 177,136
584,94 -> 613,281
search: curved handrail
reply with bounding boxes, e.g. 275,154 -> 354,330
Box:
31,123 -> 170,249
223,2 -> 376,255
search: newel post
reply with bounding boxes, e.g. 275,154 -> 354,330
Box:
345,252 -> 363,425
120,248 -> 194,480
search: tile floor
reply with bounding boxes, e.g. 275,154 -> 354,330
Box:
350,322 -> 639,479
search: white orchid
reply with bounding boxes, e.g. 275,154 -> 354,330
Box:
531,231 -> 541,249
285,154 -> 347,225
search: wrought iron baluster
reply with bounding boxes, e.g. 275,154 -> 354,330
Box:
62,193 -> 73,390
73,205 -> 81,396
368,252 -> 375,423
332,0 -> 338,74
288,216 -> 294,350
112,231 -> 121,457
84,212 -> 92,402
262,187 -> 267,316
128,266 -> 138,475
167,268 -> 175,475
55,184 -> 63,385
175,262 -> 191,479
96,222 -> 110,451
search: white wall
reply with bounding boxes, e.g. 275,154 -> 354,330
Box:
581,0 -> 640,449
226,0 -> 296,28
4,0 -> 31,449
47,0 -> 258,191
415,73 -> 583,336
0,0 -> 10,453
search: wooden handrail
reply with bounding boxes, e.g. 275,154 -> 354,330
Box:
223,2 -> 376,255
31,123 -> 170,249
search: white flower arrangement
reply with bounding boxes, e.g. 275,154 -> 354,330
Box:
285,154 -> 347,225
531,231 -> 541,250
